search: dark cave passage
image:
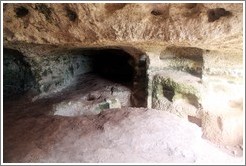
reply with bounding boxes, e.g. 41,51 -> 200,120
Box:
86,49 -> 136,86
3,47 -> 148,108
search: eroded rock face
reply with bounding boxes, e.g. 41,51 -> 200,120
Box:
3,48 -> 36,97
3,3 -> 244,147
3,3 -> 243,55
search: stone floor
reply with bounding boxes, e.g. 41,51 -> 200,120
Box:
3,73 -> 244,164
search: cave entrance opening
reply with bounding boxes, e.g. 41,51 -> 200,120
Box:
3,47 -> 149,116
40,48 -> 148,116
59,48 -> 137,111
86,48 -> 135,88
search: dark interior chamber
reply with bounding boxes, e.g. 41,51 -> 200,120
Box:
89,49 -> 135,85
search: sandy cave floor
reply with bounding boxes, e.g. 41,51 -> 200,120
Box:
3,74 -> 244,163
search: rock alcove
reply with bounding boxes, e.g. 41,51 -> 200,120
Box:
3,47 -> 149,116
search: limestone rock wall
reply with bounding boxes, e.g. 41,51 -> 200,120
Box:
147,46 -> 243,146
3,3 -> 243,56
3,48 -> 36,97
28,52 -> 93,94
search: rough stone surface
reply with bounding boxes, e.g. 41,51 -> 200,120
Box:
30,53 -> 93,94
3,3 -> 244,149
45,72 -> 132,117
3,48 -> 36,97
3,3 -> 243,57
202,110 -> 243,146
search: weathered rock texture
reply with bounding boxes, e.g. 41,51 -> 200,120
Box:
3,3 -> 243,53
3,3 -> 244,147
3,48 -> 36,97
